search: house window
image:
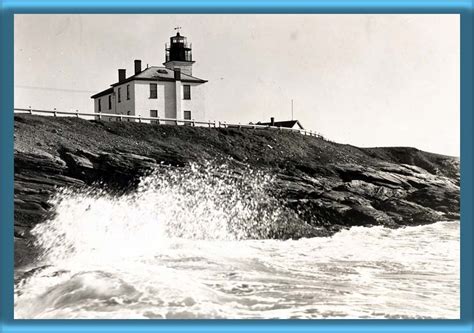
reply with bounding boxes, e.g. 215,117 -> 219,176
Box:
183,85 -> 191,100
98,98 -> 101,112
150,84 -> 157,99
118,88 -> 121,103
184,110 -> 191,120
108,95 -> 112,109
150,110 -> 158,118
126,84 -> 130,100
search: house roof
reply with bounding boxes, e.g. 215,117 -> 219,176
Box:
90,87 -> 113,99
91,66 -> 207,99
111,66 -> 207,87
257,120 -> 305,129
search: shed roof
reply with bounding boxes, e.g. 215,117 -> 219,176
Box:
257,120 -> 305,129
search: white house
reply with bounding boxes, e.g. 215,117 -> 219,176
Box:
91,31 -> 207,123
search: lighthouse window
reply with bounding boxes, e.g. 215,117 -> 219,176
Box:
150,83 -> 157,99
185,50 -> 192,61
184,110 -> 191,120
150,110 -> 158,118
183,85 -> 191,100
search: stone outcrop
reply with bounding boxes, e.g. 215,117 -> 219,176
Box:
13,115 -> 460,267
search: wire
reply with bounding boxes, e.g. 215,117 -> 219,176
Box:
14,85 -> 96,94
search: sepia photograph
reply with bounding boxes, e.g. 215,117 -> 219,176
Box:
13,14 -> 460,320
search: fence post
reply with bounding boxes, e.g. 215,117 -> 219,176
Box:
214,121 -> 217,128
28,106 -> 32,115
53,108 -> 57,117
208,120 -> 211,128
98,113 -> 102,120
157,117 -> 160,125
218,121 -> 221,128
192,119 -> 195,127
76,110 -> 79,118
120,115 -> 123,121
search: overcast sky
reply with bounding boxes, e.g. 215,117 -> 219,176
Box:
14,14 -> 459,156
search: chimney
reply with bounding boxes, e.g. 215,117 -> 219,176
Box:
174,68 -> 181,81
118,69 -> 126,82
270,117 -> 275,126
134,60 -> 142,74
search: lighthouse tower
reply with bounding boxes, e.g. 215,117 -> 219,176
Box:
163,31 -> 195,76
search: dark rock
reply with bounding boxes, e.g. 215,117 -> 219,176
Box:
13,115 -> 460,268
372,199 -> 443,226
63,152 -> 95,170
14,150 -> 67,175
14,225 -> 29,239
406,185 -> 459,214
14,237 -> 38,268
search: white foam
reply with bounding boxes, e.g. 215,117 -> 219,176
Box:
14,163 -> 460,319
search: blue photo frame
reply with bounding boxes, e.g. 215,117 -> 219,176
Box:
1,0 -> 472,332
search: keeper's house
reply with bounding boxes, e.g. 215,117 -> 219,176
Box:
91,31 -> 207,123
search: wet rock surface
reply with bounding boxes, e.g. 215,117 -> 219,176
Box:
14,115 -> 460,267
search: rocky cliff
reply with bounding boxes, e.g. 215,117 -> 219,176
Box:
14,115 -> 460,267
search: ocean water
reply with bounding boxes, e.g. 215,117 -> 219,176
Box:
14,164 -> 460,319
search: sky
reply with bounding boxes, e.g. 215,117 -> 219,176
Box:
14,14 -> 459,156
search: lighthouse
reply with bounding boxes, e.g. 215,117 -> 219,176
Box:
91,29 -> 207,122
164,31 -> 195,76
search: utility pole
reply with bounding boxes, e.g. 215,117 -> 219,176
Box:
291,99 -> 294,120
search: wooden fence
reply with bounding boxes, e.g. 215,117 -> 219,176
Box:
13,108 -> 326,139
